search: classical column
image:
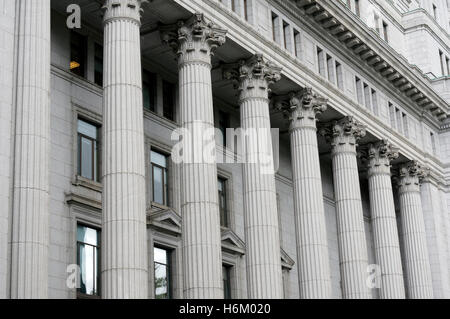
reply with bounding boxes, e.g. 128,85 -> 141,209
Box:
102,0 -> 148,299
320,116 -> 370,299
10,0 -> 51,299
363,140 -> 405,298
224,54 -> 283,298
396,161 -> 433,299
0,0 -> 16,299
161,14 -> 227,299
275,88 -> 332,298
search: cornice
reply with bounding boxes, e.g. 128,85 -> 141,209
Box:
288,0 -> 448,122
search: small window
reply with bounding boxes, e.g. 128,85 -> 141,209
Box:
371,89 -> 378,116
218,177 -> 228,228
439,50 -> 445,76
151,150 -> 169,206
395,107 -> 403,134
446,56 -> 450,75
283,21 -> 289,50
293,29 -> 301,57
218,111 -> 230,147
271,12 -> 279,43
223,265 -> 232,299
77,224 -> 100,297
336,61 -> 343,90
94,43 -> 103,86
77,119 -> 99,181
355,0 -> 360,17
231,0 -> 236,12
363,83 -> 371,111
430,132 -> 436,154
432,4 -> 437,20
317,47 -> 325,77
388,102 -> 396,129
143,70 -> 157,112
154,247 -> 172,299
402,113 -> 409,138
70,31 -> 87,78
382,21 -> 389,42
326,54 -> 335,83
243,0 -> 249,21
355,77 -> 363,104
163,80 -> 175,121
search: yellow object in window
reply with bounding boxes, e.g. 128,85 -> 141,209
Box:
70,61 -> 80,70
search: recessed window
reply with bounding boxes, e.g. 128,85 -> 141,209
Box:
402,113 -> 409,138
151,150 -> 169,206
77,119 -> 99,181
272,12 -> 279,43
218,177 -> 228,228
371,89 -> 378,116
446,56 -> 450,75
363,83 -> 371,111
317,47 -> 325,77
355,76 -> 363,104
94,43 -> 103,86
283,21 -> 289,50
243,0 -> 249,21
77,224 -> 100,297
355,0 -> 360,17
430,132 -> 436,154
218,111 -> 230,147
163,80 -> 175,121
143,70 -> 157,112
70,31 -> 87,78
222,265 -> 232,299
154,247 -> 172,299
326,54 -> 335,83
432,4 -> 437,20
336,61 -> 343,89
382,21 -> 389,42
388,102 -> 396,129
439,50 -> 445,76
293,29 -> 301,57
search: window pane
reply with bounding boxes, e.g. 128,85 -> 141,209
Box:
77,225 -> 99,296
81,137 -> 93,180
153,166 -> 163,204
151,151 -> 167,168
163,81 -> 175,121
78,120 -> 97,139
94,43 -> 103,86
154,247 -> 168,264
155,263 -> 168,298
223,265 -> 231,299
143,71 -> 157,112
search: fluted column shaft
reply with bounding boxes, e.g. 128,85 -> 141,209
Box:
397,162 -> 433,298
102,0 -> 148,299
161,14 -> 227,298
365,141 -> 405,298
321,117 -> 369,299
226,55 -> 283,298
10,0 -> 51,299
279,89 -> 331,298
0,0 -> 16,299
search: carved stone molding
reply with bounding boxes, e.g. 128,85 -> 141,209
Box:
160,13 -> 227,65
223,53 -> 282,101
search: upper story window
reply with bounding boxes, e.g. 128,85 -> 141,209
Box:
432,4 -> 437,20
77,119 -> 99,182
218,177 -> 228,228
222,264 -> 232,299
143,70 -> 157,112
151,150 -> 169,206
439,50 -> 445,76
94,43 -> 103,86
77,224 -> 100,298
218,110 -> 230,147
154,247 -> 172,299
163,80 -> 176,121
355,0 -> 361,17
382,21 -> 389,42
70,31 -> 87,78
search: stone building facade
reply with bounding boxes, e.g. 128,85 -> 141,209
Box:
0,0 -> 449,299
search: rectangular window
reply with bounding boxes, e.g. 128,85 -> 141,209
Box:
355,77 -> 363,104
272,12 -> 279,43
293,29 -> 301,57
283,21 -> 289,50
371,89 -> 378,116
243,0 -> 249,21
336,61 -> 343,90
326,54 -> 335,84
94,43 -> 103,86
143,70 -> 157,112
430,132 -> 436,154
388,102 -> 396,129
218,177 -> 228,228
317,47 -> 325,77
163,81 -> 175,121
446,56 -> 450,75
395,107 -> 403,134
439,50 -> 445,76
77,119 -> 99,181
382,21 -> 389,42
151,150 -> 169,205
154,247 -> 172,299
223,265 -> 232,299
402,113 -> 409,138
231,0 -> 236,12
70,31 -> 87,78
355,0 -> 360,17
218,111 -> 230,147
432,4 -> 437,20
363,83 -> 371,112
77,224 -> 100,297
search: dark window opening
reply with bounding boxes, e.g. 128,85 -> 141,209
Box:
143,70 -> 157,112
70,31 -> 87,78
163,81 -> 175,121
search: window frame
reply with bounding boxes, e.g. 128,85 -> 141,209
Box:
151,149 -> 170,206
70,30 -> 88,78
77,118 -> 99,182
153,245 -> 173,299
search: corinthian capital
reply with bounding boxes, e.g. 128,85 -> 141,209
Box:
319,116 -> 366,151
360,139 -> 399,175
103,0 -> 147,24
160,13 -> 227,65
223,54 -> 282,100
395,161 -> 428,193
275,88 -> 327,130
